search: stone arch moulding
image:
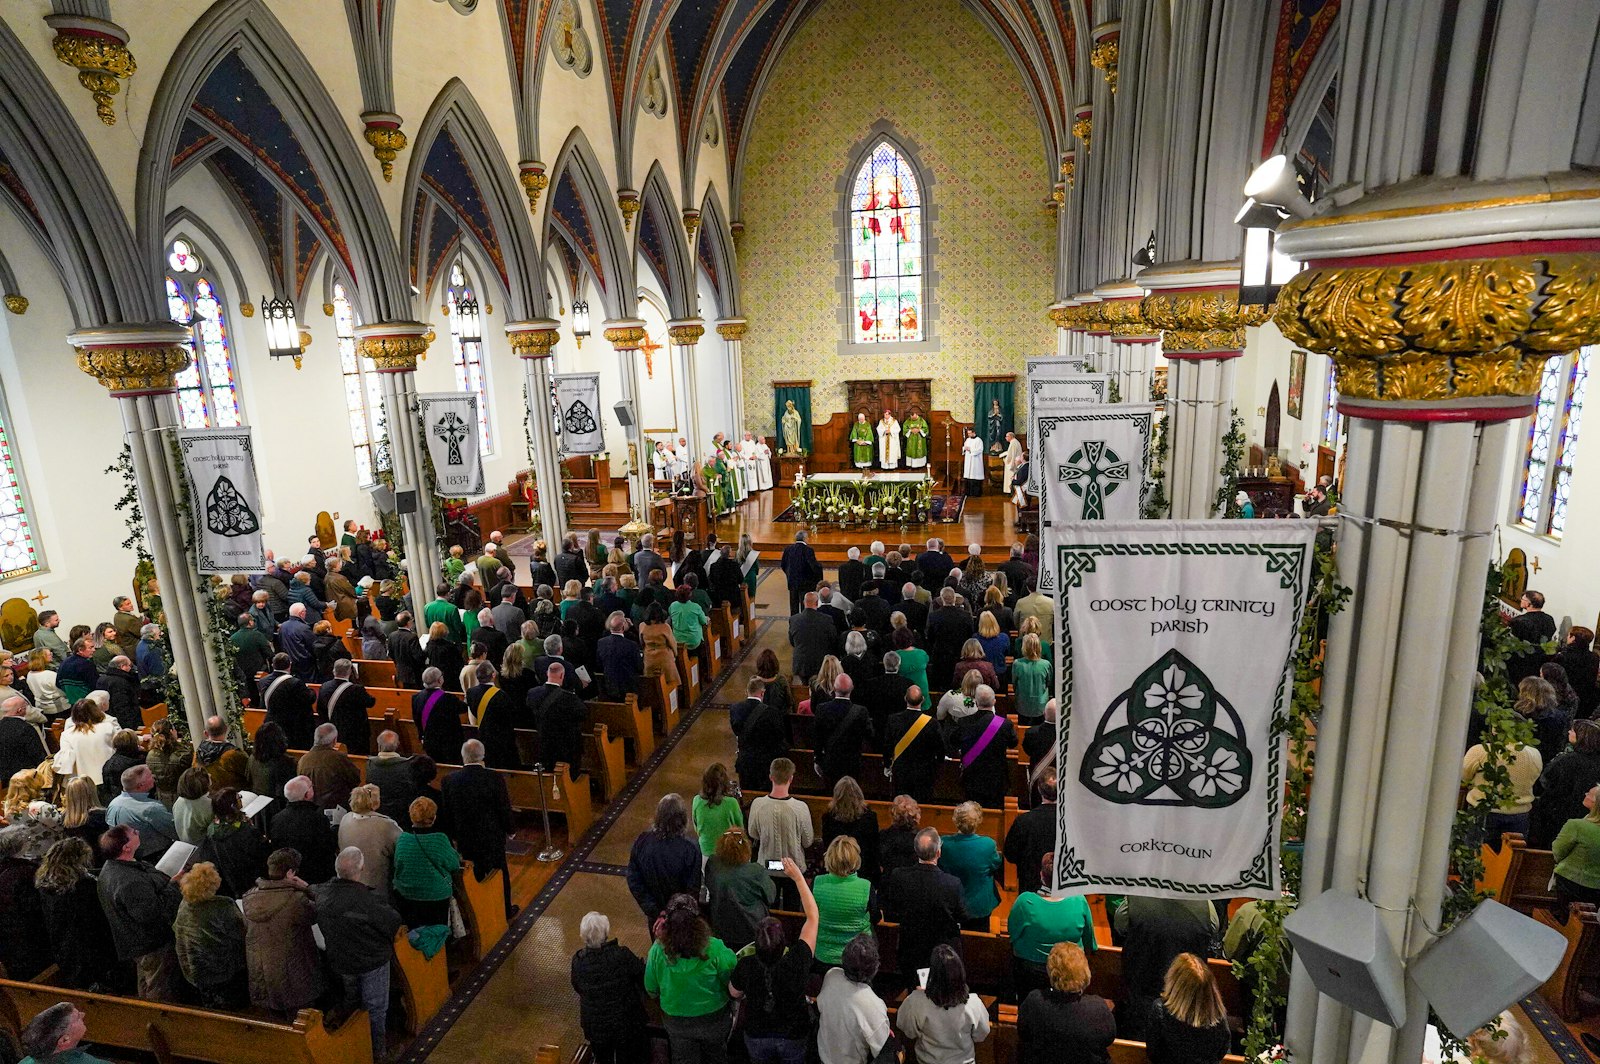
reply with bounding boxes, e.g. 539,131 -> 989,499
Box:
638,161 -> 695,320
833,119 -> 940,357
136,0 -> 409,326
696,185 -> 739,318
402,78 -> 545,321
544,126 -> 635,321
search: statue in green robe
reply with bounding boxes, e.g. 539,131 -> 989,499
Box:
849,412 -> 874,468
904,410 -> 930,469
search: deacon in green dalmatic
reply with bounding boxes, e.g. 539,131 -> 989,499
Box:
903,408 -> 930,469
849,411 -> 874,469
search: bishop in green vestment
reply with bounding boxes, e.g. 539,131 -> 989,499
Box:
904,410 -> 930,469
849,412 -> 874,468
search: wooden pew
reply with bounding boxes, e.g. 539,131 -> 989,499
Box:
352,659 -> 397,687
741,791 -> 1009,850
1534,902 -> 1600,1020
676,645 -> 702,706
1489,834 -> 1558,914
0,979 -> 372,1064
455,860 -> 511,963
986,1007 -> 1248,1064
641,671 -> 680,736
390,927 -> 449,1036
739,585 -> 754,633
589,694 -> 655,763
782,746 -> 1028,806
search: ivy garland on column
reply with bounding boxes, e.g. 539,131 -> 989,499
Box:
522,377 -> 543,540
1142,411 -> 1170,518
1214,408 -> 1246,518
1107,377 -> 1122,404
106,445 -> 152,561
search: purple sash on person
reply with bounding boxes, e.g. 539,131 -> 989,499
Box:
419,690 -> 445,731
961,713 -> 1006,768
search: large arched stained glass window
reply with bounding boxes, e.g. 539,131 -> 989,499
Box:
1517,346 -> 1591,537
334,283 -> 389,486
848,141 -> 924,344
165,239 -> 241,428
0,388 -> 41,580
446,259 -> 493,454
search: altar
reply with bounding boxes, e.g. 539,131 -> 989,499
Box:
790,471 -> 933,527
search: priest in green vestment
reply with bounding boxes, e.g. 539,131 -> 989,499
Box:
904,409 -> 930,469
709,453 -> 733,514
849,412 -> 874,469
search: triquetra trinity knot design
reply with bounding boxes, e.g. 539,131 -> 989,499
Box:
205,475 -> 259,537
564,400 -> 598,435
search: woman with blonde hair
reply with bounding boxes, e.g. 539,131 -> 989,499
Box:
1146,953 -> 1230,1064
425,620 -> 465,691
59,776 -> 107,860
173,861 -> 248,1007
25,648 -> 67,719
982,583 -> 1014,634
560,579 -> 584,619
952,637 -> 999,690
808,655 -> 845,712
940,801 -> 1003,931
812,835 -> 879,969
585,528 -> 607,576
823,776 -> 880,881
738,531 -> 760,602
937,668 -> 984,722
976,609 -> 1009,682
339,783 -> 402,897
1012,633 -> 1051,720
51,697 -> 117,783
497,642 -> 536,706
1017,941 -> 1115,1064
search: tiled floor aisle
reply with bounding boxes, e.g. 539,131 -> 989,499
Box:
423,572 -> 791,1062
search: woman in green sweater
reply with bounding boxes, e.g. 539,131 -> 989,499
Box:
669,585 -> 708,650
812,835 -> 880,969
391,796 -> 461,930
645,893 -> 739,1063
892,627 -> 932,710
1553,784 -> 1600,915
1011,634 -> 1052,721
692,763 -> 745,859
940,801 -> 1004,931
1008,851 -> 1097,998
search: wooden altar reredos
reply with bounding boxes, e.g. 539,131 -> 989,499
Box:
791,378 -> 975,475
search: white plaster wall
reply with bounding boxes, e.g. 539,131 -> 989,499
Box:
1235,321 -> 1335,480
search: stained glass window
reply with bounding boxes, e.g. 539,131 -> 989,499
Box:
164,239 -> 241,429
848,141 -> 924,344
1517,347 -> 1591,537
0,391 -> 41,580
447,259 -> 493,454
1319,360 -> 1343,450
335,283 -> 389,485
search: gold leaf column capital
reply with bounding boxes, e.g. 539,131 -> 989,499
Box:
618,190 -> 641,231
45,16 -> 136,126
3,295 -> 27,316
1090,21 -> 1121,93
506,319 -> 561,359
361,112 -> 407,183
1071,104 -> 1094,152
603,318 -> 648,350
715,318 -> 748,341
355,321 -> 431,372
519,162 -> 548,216
68,323 -> 193,394
667,319 -> 705,346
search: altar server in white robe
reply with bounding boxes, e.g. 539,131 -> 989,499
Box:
752,435 -> 774,490
961,427 -> 985,496
673,438 -> 692,479
1001,431 -> 1024,494
653,440 -> 672,481
877,411 -> 902,470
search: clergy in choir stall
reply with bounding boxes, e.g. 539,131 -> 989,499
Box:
850,412 -> 875,469
962,427 -> 985,496
1001,431 -> 1024,494
1011,448 -> 1029,507
877,410 -> 902,470
904,409 -> 929,470
737,433 -> 759,496
704,452 -> 731,515
751,433 -> 774,491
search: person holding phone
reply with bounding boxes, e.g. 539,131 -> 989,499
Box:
729,858 -> 817,1064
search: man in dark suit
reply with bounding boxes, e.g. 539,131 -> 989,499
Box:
731,678 -> 789,792
812,674 -> 872,782
708,544 -> 745,607
946,685 -> 1017,809
788,592 -> 836,682
261,653 -> 316,749
816,585 -> 849,633
268,775 -> 339,883
894,583 -> 929,634
631,534 -> 668,588
0,696 -> 45,783
856,581 -> 893,635
364,731 -> 417,826
837,547 -> 868,602
567,589 -> 606,651
595,613 -> 644,699
916,538 -> 955,592
998,544 -> 1035,605
1004,773 -> 1058,895
526,661 -> 588,776
315,658 -> 376,755
441,738 -> 517,918
780,530 -> 823,616
490,586 -> 526,638
532,635 -> 582,692
925,588 -> 976,689
883,827 -> 966,981
859,651 -> 914,747
553,532 -> 588,590
386,613 -> 428,689
1509,590 -> 1558,685
882,687 -> 944,803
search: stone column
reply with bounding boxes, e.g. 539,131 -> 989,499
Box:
1048,302 -> 1071,358
1277,210 -> 1600,1064
355,322 -> 437,606
668,318 -> 706,466
1140,263 -> 1265,519
716,318 -> 748,434
505,320 -> 567,548
1071,292 -> 1102,370
604,319 -> 653,525
1098,278 -> 1158,403
70,323 -> 223,737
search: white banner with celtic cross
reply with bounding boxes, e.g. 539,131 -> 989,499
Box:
552,373 -> 605,456
417,393 -> 484,497
1038,403 -> 1157,527
1047,521 -> 1317,900
176,426 -> 265,574
1025,374 -> 1110,495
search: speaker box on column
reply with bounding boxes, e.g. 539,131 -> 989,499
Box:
614,400 -> 635,427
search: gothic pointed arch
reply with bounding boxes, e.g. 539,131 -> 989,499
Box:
696,186 -> 740,317
544,128 -> 634,319
137,0 -> 409,324
637,163 -> 694,319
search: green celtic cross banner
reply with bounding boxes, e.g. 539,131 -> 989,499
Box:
1059,439 -> 1129,520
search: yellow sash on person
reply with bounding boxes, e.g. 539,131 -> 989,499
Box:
474,687 -> 497,727
892,712 -> 933,764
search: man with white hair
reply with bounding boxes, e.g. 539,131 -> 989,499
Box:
533,634 -> 579,692
472,607 -> 509,667
441,738 -> 516,918
945,684 -> 1016,809
491,584 -> 528,636
314,846 -> 402,1060
268,775 -> 338,883
287,569 -> 327,616
364,730 -> 417,825
99,653 -> 143,730
262,652 -> 316,748
595,611 -> 643,700
527,662 -> 587,776
315,658 -> 375,755
0,694 -> 45,781
866,541 -> 887,571
631,532 -> 667,587
916,538 -> 954,591
838,545 -> 868,602
134,623 -> 166,679
297,723 -> 361,811
570,910 -> 650,1062
278,602 -> 316,680
413,667 -> 466,765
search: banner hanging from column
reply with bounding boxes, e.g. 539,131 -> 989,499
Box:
552,372 -> 605,455
1026,357 -> 1089,376
1049,520 -> 1316,900
417,393 -> 485,497
1038,403 -> 1157,525
1025,375 -> 1111,495
176,426 -> 265,574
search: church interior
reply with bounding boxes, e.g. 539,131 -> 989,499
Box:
1,0 -> 1600,1062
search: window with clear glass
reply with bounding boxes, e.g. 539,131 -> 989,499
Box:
334,283 -> 389,485
165,238 -> 242,428
1517,346 -> 1591,537
847,141 -> 924,344
446,259 -> 493,454
0,389 -> 41,580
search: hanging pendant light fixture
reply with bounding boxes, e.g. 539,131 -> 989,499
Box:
453,283 -> 482,344
572,299 -> 590,348
262,293 -> 305,368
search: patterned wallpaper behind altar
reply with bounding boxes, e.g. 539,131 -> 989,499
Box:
737,0 -> 1055,435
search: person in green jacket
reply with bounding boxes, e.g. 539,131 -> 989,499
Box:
939,802 -> 1003,931
1007,851 -> 1096,998
692,763 -> 745,858
1553,784 -> 1600,915
813,836 -> 880,967
172,860 -> 248,1007
645,894 -> 739,1061
422,583 -> 467,645
391,796 -> 460,930
1011,634 -> 1052,720
669,585 -> 708,650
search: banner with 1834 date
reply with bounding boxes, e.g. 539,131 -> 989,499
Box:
552,373 -> 605,455
417,393 -> 484,497
176,426 -> 265,574
1050,521 -> 1317,900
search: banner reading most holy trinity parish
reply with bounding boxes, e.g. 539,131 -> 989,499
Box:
552,373 -> 605,455
1049,521 -> 1317,900
417,393 -> 485,497
176,426 -> 265,575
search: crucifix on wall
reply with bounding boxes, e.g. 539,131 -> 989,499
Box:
639,333 -> 663,378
